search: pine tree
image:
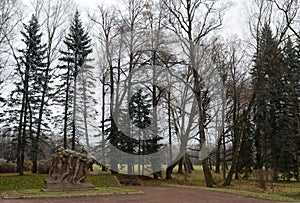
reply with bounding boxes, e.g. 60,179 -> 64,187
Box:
58,10 -> 93,150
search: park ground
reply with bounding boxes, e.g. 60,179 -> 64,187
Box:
1,186 -> 278,203
0,165 -> 300,202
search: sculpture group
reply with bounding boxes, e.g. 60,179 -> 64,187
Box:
43,147 -> 97,191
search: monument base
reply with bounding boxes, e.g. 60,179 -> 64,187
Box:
42,181 -> 97,192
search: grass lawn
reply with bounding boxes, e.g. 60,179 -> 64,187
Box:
0,172 -> 140,198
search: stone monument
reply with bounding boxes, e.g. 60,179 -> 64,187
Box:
42,147 -> 97,191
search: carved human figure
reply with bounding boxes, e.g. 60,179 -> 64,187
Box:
76,155 -> 96,183
71,153 -> 87,184
60,149 -> 75,182
47,147 -> 65,182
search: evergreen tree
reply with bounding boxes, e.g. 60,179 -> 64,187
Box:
129,88 -> 163,175
129,89 -> 152,130
252,24 -> 296,180
107,88 -> 163,175
236,114 -> 254,179
252,23 -> 274,170
14,14 -> 47,175
281,37 -> 300,180
58,10 -> 93,150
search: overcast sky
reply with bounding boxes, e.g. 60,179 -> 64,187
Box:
21,0 -> 246,39
72,0 -> 245,37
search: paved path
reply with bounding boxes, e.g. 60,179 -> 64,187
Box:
1,186 -> 278,203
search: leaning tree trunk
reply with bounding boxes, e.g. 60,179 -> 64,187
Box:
101,73 -> 107,171
215,138 -> 221,173
193,68 -> 214,187
63,62 -> 71,149
20,89 -> 29,175
32,64 -> 50,173
19,66 -> 30,176
224,90 -> 256,186
17,92 -> 26,173
82,75 -> 90,148
72,77 -> 78,150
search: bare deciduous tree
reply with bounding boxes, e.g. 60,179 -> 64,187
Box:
0,0 -> 23,93
163,0 -> 228,187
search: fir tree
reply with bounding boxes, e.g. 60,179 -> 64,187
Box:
129,89 -> 152,130
236,115 -> 254,179
14,14 -> 47,175
252,24 -> 296,180
130,88 -> 163,175
58,10 -> 93,150
281,37 -> 300,180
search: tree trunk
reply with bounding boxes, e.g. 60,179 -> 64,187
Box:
186,155 -> 194,171
166,160 -> 178,179
202,158 -> 214,187
83,83 -> 90,148
223,146 -> 239,186
101,74 -> 107,171
223,92 -> 256,186
63,62 -> 71,149
72,76 -> 77,150
81,69 -> 90,148
193,69 -> 214,187
20,92 -> 29,175
19,65 -> 30,176
17,92 -> 26,173
168,90 -> 173,166
178,157 -> 183,174
32,64 -> 50,173
109,54 -> 118,174
215,137 -> 221,173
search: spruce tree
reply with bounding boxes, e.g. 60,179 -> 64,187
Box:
14,14 -> 46,175
59,10 -> 93,150
252,24 -> 296,180
236,115 -> 254,179
129,88 -> 163,175
129,89 -> 152,130
252,23 -> 274,170
281,37 -> 300,180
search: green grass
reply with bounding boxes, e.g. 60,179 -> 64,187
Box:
0,172 -> 119,190
0,173 -> 46,190
0,172 -> 139,199
3,187 -> 141,198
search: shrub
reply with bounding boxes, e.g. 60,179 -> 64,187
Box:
37,160 -> 50,174
0,160 -> 17,173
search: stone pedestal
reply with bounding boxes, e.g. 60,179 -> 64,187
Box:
42,180 -> 97,192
